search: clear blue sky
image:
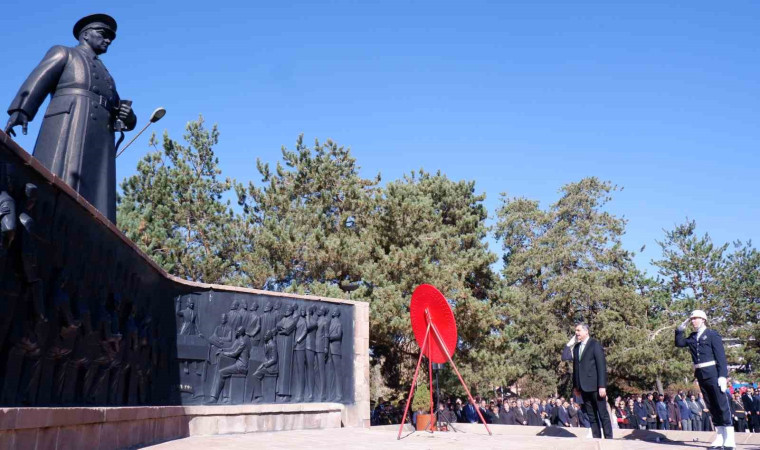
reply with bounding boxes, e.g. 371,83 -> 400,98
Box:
2,1 -> 758,274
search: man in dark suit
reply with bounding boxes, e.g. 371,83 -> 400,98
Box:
512,400 -> 527,425
463,398 -> 479,423
527,402 -> 543,426
568,400 -> 579,427
501,402 -> 516,425
676,309 -> 734,449
749,388 -> 760,433
741,388 -> 755,432
633,395 -> 648,430
4,14 -> 136,223
644,393 -> 658,429
562,323 -> 613,438
557,401 -> 571,427
656,394 -> 669,430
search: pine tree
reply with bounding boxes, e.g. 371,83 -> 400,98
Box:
495,177 -> 654,396
117,116 -> 240,283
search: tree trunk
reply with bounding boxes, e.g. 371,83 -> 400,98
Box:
656,376 -> 664,395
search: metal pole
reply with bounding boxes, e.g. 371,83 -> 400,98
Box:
427,328 -> 434,433
397,323 -> 431,440
435,364 -> 440,414
427,315 -> 492,436
116,120 -> 152,158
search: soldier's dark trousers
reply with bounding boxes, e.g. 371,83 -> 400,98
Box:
698,379 -> 732,427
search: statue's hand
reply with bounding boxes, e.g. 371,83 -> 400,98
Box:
5,111 -> 28,137
117,103 -> 133,122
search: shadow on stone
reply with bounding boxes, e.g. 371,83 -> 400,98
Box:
536,426 -> 577,438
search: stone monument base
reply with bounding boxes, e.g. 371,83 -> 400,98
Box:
0,403 -> 344,449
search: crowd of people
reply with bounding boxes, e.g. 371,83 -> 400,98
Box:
371,385 -> 760,435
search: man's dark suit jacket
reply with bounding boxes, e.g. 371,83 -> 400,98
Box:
633,401 -> 648,424
513,407 -> 525,425
501,409 -> 516,425
526,408 -> 543,426
557,406 -> 570,426
645,399 -> 657,424
550,405 -> 559,425
561,338 -> 607,392
567,405 -> 579,426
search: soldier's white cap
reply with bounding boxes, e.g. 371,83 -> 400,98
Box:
690,309 -> 708,321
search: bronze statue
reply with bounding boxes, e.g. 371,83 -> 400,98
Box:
4,14 -> 136,223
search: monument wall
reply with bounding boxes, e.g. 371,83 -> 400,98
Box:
0,130 -> 369,429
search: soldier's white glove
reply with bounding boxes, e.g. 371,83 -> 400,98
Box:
566,336 -> 577,347
718,377 -> 727,392
677,318 -> 690,331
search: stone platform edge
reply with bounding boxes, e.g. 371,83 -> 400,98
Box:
0,403 -> 347,449
377,423 -> 760,445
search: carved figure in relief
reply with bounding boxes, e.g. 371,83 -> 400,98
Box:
315,306 -> 329,400
275,304 -> 297,400
209,326 -> 249,403
327,308 -> 343,401
292,306 -> 308,402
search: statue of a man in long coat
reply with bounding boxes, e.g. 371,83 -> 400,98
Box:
4,14 -> 136,223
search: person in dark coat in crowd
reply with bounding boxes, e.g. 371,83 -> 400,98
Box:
688,394 -> 703,431
625,399 -> 639,430
697,393 -> 714,432
731,392 -> 747,433
633,395 -> 648,430
656,394 -> 669,430
753,388 -> 760,433
578,407 -> 591,428
527,403 -> 544,426
543,400 -> 553,425
463,398 -> 479,423
676,392 -> 693,431
644,393 -> 658,429
454,398 -> 464,423
742,387 -> 760,432
479,399 -> 492,424
512,400 -> 527,425
568,400 -> 580,427
436,402 -> 457,427
667,395 -> 681,430
490,405 -> 511,425
557,401 -> 571,427
501,402 -> 516,425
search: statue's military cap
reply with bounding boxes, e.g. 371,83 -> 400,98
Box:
73,14 -> 117,40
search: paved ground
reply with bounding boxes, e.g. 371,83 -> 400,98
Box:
145,427 -> 759,450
